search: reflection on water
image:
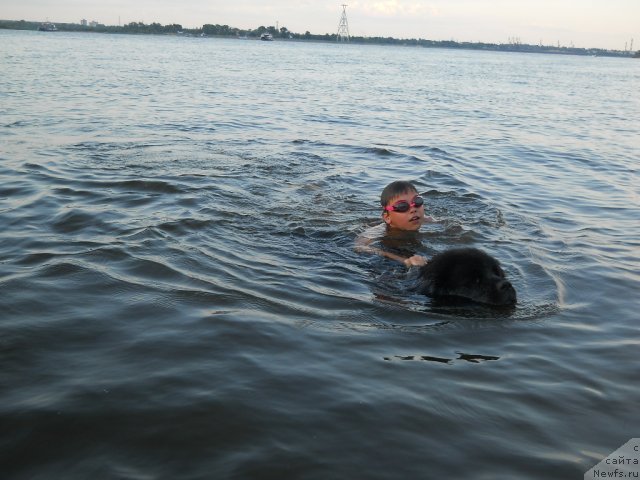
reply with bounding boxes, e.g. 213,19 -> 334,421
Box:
384,353 -> 500,364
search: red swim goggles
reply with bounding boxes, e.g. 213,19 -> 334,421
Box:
384,195 -> 424,213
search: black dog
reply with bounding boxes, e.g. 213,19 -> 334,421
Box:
417,248 -> 517,307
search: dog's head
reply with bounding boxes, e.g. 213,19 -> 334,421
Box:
418,248 -> 516,307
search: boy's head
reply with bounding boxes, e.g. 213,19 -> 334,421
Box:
380,181 -> 418,208
380,180 -> 424,231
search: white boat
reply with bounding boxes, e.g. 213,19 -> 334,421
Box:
38,22 -> 58,32
260,33 -> 273,41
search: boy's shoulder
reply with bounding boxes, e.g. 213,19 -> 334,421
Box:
358,223 -> 387,241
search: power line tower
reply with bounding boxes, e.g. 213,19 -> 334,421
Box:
337,4 -> 350,42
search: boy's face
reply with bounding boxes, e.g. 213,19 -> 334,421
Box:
382,190 -> 425,231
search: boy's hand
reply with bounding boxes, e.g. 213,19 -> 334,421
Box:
403,255 -> 428,267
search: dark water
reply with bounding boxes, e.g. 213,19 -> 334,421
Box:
1,30 -> 639,479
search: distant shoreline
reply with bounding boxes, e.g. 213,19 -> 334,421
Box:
2,18 -> 637,59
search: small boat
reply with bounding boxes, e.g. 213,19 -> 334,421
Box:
38,22 -> 58,31
260,33 -> 273,41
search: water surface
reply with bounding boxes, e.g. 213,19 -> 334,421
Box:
1,30 -> 639,479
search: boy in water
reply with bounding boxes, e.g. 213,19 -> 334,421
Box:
355,180 -> 433,267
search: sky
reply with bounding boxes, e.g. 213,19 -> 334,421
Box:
3,0 -> 639,50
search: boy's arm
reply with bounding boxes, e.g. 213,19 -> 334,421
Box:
355,235 -> 428,267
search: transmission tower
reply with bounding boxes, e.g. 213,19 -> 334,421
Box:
337,4 -> 350,42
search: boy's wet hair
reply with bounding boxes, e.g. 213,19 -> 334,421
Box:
380,181 -> 418,208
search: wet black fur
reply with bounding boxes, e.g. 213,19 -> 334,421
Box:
417,248 -> 517,307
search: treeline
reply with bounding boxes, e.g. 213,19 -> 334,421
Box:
1,18 -> 636,58
0,19 -> 185,34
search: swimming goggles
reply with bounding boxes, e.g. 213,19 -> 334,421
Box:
384,195 -> 424,213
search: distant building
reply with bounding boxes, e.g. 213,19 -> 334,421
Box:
80,19 -> 87,26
